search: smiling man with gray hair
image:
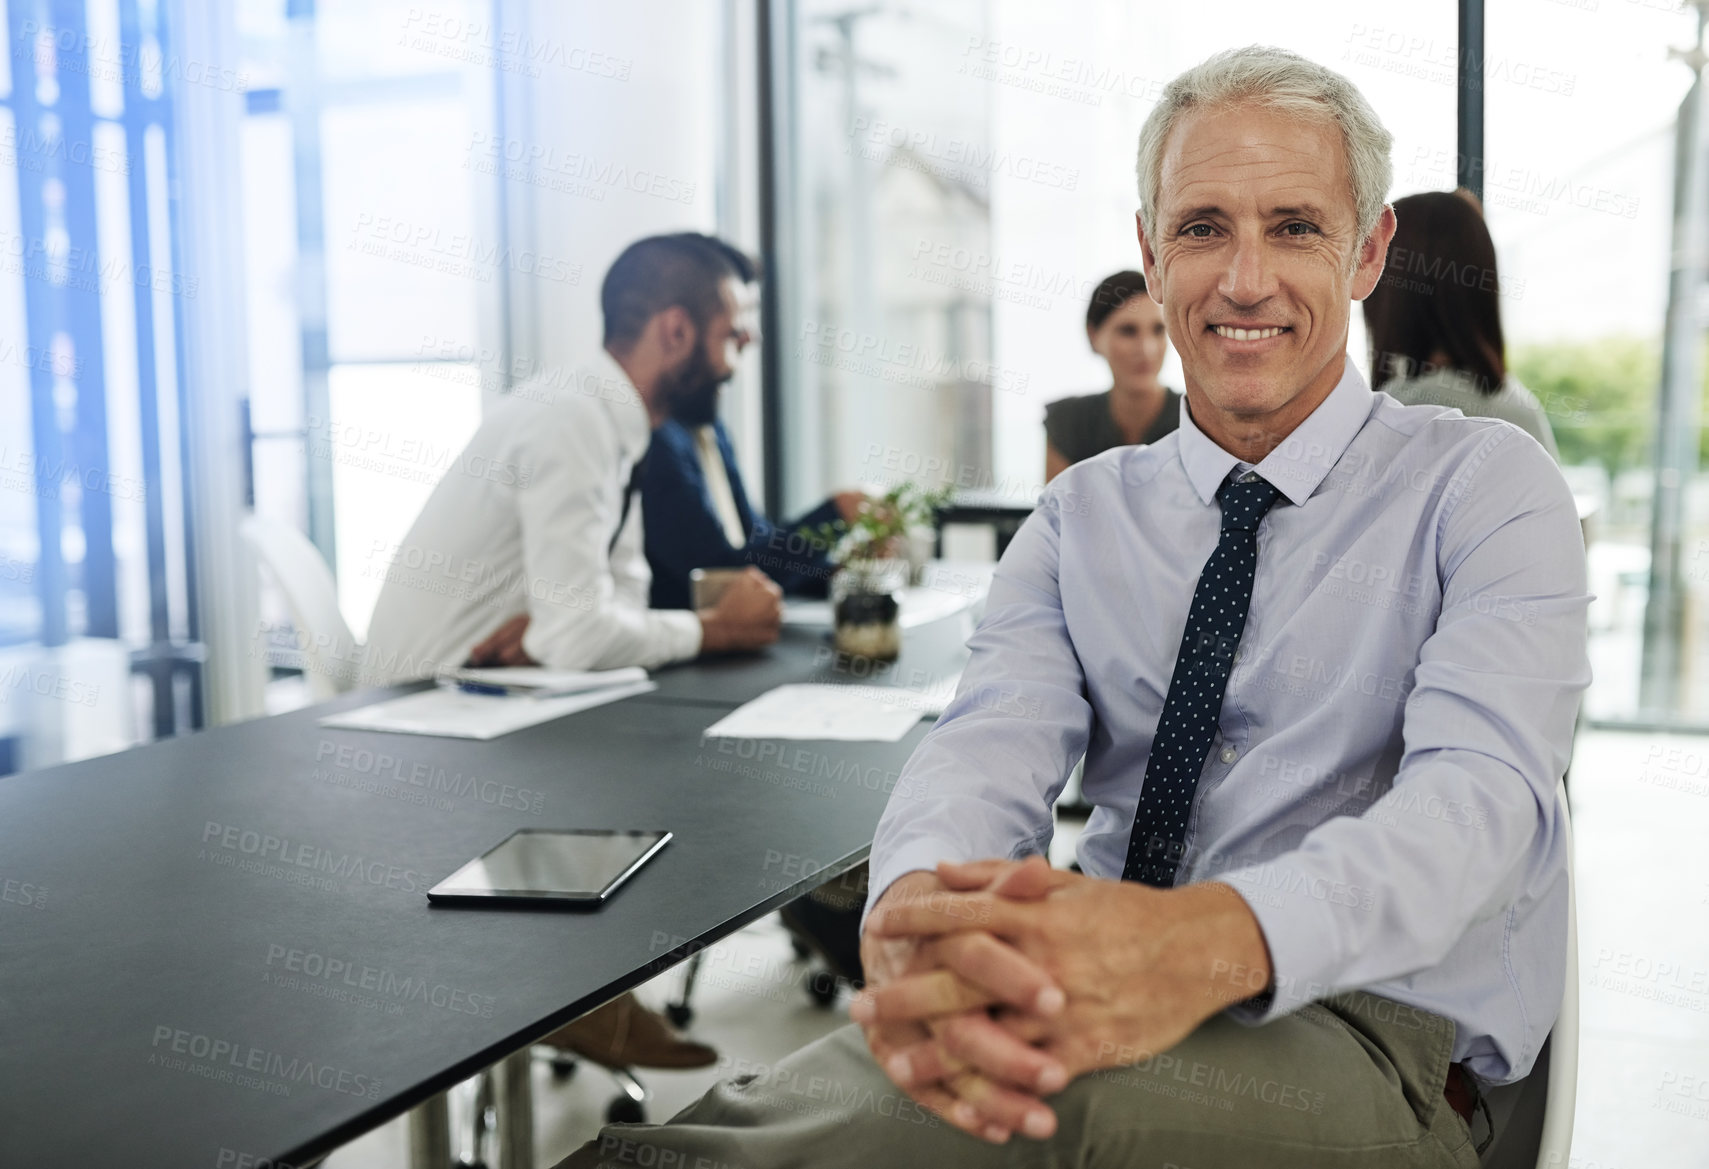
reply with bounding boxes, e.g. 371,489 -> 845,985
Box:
559,43 -> 1587,1169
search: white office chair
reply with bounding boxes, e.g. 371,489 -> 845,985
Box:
1477,781 -> 1577,1167
238,513 -> 362,700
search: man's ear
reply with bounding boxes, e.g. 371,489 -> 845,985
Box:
1135,210 -> 1163,305
1350,204 -> 1398,302
653,304 -> 699,363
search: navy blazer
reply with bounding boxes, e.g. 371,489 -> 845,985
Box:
641,419 -> 840,610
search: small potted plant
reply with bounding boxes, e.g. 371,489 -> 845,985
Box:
802,482 -> 953,661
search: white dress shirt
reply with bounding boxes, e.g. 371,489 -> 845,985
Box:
363,353 -> 702,681
867,357 -> 1589,1084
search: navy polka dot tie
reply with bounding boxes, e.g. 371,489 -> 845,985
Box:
1122,474 -> 1282,887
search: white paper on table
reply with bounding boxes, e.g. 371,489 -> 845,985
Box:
702,683 -> 924,742
442,665 -> 648,696
846,671 -> 962,717
319,679 -> 658,740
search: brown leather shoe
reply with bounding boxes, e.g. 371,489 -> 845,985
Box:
541,992 -> 717,1070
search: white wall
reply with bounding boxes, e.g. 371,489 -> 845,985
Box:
499,0 -> 759,455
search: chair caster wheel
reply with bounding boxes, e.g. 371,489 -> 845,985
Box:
806,969 -> 840,1007
665,1002 -> 693,1028
607,1095 -> 647,1124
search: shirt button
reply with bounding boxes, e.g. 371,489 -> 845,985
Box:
1220,746 -> 1238,764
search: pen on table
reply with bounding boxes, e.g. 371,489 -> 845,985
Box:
451,679 -> 524,697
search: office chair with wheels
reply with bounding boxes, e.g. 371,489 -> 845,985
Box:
239,513 -> 363,699
533,1044 -> 650,1123
1475,781 -> 1578,1168
666,928 -> 848,1027
531,986 -> 722,1125
668,868 -> 868,1026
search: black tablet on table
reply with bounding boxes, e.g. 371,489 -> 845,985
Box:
427,828 -> 671,907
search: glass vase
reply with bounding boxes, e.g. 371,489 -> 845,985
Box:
831,558 -> 908,661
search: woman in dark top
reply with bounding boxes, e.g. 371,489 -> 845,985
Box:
1044,269 -> 1180,481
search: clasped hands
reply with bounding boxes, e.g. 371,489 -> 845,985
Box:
850,856 -> 1272,1145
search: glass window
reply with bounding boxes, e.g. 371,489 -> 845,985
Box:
239,112 -> 300,435
1485,0 -> 1696,724
320,98 -> 483,363
236,0 -> 498,702
317,0 -> 489,82
776,0 -> 996,515
982,1 -> 1457,495
0,102 -> 37,646
323,362 -> 481,637
0,0 -> 185,762
775,0 -> 1458,514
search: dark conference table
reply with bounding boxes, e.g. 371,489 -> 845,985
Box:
0,611 -> 973,1168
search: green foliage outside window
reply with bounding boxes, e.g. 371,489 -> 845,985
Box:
1511,335 -> 1660,475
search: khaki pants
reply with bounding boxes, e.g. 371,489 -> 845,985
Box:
556,990 -> 1481,1168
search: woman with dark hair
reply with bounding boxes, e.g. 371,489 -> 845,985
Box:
1043,269 -> 1180,481
1362,189 -> 1557,457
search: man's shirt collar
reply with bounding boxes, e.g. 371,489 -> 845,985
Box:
1176,354 -> 1375,507
594,349 -> 653,460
